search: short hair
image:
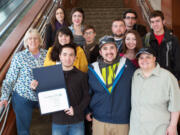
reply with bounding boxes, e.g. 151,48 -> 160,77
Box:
71,7 -> 85,24
24,28 -> 43,48
122,30 -> 142,53
83,25 -> 96,34
122,9 -> 138,19
51,26 -> 74,61
112,18 -> 126,26
59,43 -> 77,56
149,10 -> 164,21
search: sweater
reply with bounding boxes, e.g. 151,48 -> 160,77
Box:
44,46 -> 88,72
52,67 -> 90,124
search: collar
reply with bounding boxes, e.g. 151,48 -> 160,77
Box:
136,63 -> 161,78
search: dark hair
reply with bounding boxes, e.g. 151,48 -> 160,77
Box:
149,10 -> 164,21
122,30 -> 142,53
50,6 -> 69,31
59,43 -> 77,56
51,26 -> 74,61
83,24 -> 96,34
122,9 -> 138,19
112,18 -> 126,26
70,7 -> 85,24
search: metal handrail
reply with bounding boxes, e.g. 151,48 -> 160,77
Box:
0,0 -> 62,133
138,0 -> 151,26
0,97 -> 11,135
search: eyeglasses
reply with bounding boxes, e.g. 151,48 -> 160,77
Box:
125,16 -> 136,20
84,31 -> 94,35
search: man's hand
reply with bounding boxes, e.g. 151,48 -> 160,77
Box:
166,125 -> 177,135
64,106 -> 74,116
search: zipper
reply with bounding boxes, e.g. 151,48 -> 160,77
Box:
166,43 -> 170,67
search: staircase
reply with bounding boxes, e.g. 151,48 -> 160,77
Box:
30,0 -> 125,134
77,0 -> 127,41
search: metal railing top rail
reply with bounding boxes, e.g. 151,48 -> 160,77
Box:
138,0 -> 151,26
0,0 -> 62,133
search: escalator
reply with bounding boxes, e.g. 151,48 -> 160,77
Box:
0,0 -> 61,134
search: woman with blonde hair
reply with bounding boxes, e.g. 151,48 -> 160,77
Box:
0,28 -> 47,135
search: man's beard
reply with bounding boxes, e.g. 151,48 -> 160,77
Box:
113,33 -> 124,38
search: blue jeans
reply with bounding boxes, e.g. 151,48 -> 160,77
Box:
52,121 -> 84,135
12,92 -> 38,135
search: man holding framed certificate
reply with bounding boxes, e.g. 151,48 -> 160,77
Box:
31,44 -> 90,135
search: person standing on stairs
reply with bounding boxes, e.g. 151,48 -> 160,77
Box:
123,9 -> 147,37
0,28 -> 47,135
111,18 -> 127,53
69,7 -> 86,47
86,35 -> 136,135
83,25 -> 99,64
31,44 -> 90,135
44,6 -> 69,50
44,26 -> 88,72
129,47 -> 180,135
120,30 -> 143,68
143,10 -> 180,81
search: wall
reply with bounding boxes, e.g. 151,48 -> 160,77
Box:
162,0 -> 180,40
172,0 -> 180,40
161,0 -> 172,28
148,0 -> 161,10
123,0 -> 150,30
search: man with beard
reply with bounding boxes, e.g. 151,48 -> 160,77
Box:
111,18 -> 127,53
86,36 -> 135,135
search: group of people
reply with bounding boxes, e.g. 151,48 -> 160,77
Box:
0,5 -> 180,135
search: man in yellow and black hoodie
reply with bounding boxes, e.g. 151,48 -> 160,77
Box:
86,35 -> 136,135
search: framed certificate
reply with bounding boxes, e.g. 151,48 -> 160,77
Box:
32,64 -> 69,115
38,88 -> 69,115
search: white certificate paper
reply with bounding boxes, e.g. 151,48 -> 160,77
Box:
38,88 -> 69,115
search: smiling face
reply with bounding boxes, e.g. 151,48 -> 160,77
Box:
27,32 -> 40,51
72,11 -> 83,26
125,33 -> 136,50
99,43 -> 117,64
138,53 -> 156,71
58,32 -> 71,45
150,16 -> 165,35
112,20 -> 126,38
59,47 -> 76,70
55,8 -> 64,24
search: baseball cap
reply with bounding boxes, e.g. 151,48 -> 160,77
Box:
136,47 -> 156,58
99,35 -> 116,48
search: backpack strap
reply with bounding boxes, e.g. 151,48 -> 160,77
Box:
144,32 -> 151,47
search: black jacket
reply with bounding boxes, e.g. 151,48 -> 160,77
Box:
143,28 -> 180,80
133,24 -> 147,37
44,23 -> 57,50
